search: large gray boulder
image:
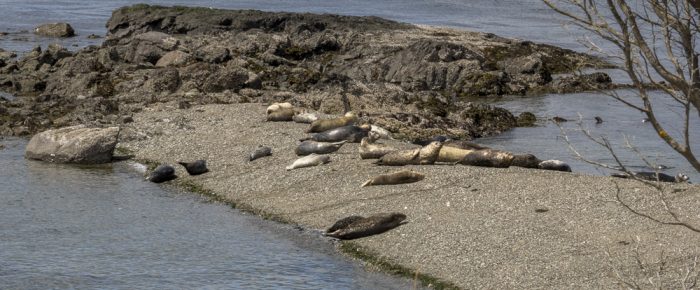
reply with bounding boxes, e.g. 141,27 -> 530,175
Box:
34,23 -> 75,37
25,125 -> 119,164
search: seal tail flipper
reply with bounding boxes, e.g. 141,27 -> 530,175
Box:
361,179 -> 373,187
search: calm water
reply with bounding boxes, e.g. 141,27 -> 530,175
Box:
0,138 -> 415,289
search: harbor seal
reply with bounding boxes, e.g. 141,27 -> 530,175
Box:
370,125 -> 393,140
376,141 -> 443,166
249,145 -> 272,161
305,124 -> 370,143
266,102 -> 293,114
510,154 -> 541,168
437,146 -> 474,163
306,112 -> 357,133
459,149 -> 514,168
147,164 -> 177,183
594,116 -> 603,124
359,135 -> 397,159
293,112 -> 319,124
266,107 -> 295,122
537,159 -> 572,172
286,154 -> 331,170
611,172 -> 689,183
324,212 -> 407,240
295,140 -> 346,156
177,160 -> 209,175
325,215 -> 365,233
361,170 -> 425,187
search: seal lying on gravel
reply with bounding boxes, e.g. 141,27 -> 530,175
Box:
177,160 -> 209,175
325,216 -> 365,233
359,133 -> 397,159
306,112 -> 357,133
611,172 -> 689,183
324,213 -> 407,240
286,154 -> 331,170
538,160 -> 572,172
361,170 -> 425,187
459,149 -> 514,168
249,145 -> 272,161
510,153 -> 541,168
295,140 -> 346,156
370,125 -> 393,140
304,125 -> 370,143
266,102 -> 295,122
376,141 -> 442,166
147,164 -> 177,183
293,112 -> 319,124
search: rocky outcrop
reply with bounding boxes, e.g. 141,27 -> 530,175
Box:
25,125 -> 119,164
0,5 -> 613,140
34,23 -> 75,37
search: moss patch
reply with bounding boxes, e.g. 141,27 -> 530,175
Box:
340,242 -> 461,290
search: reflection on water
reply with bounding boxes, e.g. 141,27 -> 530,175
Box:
0,139 -> 415,289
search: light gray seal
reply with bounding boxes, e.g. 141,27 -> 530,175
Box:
249,145 -> 272,161
324,212 -> 407,240
375,141 -> 443,166
305,124 -> 370,143
286,154 -> 331,170
295,140 -> 346,156
361,170 -> 425,187
537,159 -> 572,172
147,164 -> 177,183
359,132 -> 396,159
293,112 -> 319,124
177,159 -> 209,175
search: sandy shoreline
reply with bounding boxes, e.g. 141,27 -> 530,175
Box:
118,102 -> 700,289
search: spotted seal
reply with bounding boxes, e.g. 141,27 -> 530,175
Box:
359,132 -> 396,159
177,160 -> 209,175
459,149 -> 514,168
306,112 -> 357,133
375,141 -> 443,166
510,153 -> 541,168
266,102 -> 295,121
147,164 -> 177,183
324,212 -> 407,240
249,145 -> 272,161
305,124 -> 370,143
611,172 -> 689,183
537,160 -> 572,172
293,112 -> 319,124
295,140 -> 346,156
361,170 -> 424,187
286,154 -> 331,170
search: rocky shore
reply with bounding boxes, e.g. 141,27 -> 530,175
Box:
0,4 -> 613,140
118,102 -> 700,289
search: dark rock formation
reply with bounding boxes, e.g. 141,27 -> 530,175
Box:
0,5 -> 612,140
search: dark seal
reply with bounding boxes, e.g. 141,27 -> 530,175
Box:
324,212 -> 407,240
147,164 -> 177,183
249,145 -> 272,161
304,125 -> 370,143
177,160 -> 209,175
611,172 -> 689,183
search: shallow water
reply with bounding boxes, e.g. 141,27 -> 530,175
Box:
0,138 -> 415,289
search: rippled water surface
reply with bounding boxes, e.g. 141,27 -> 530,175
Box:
0,139 -> 415,289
